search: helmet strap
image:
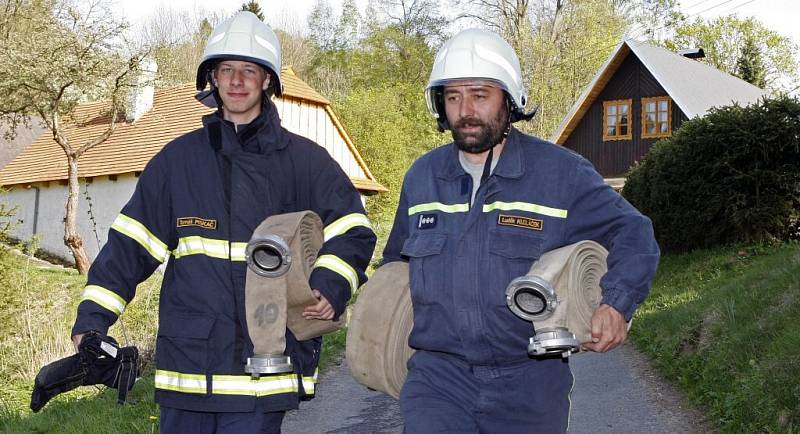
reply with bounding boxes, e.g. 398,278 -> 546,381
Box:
480,145 -> 494,186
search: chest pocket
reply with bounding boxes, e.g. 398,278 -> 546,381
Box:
401,232 -> 446,304
488,229 -> 543,290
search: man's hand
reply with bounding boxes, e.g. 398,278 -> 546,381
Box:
582,304 -> 627,353
71,334 -> 85,352
302,289 -> 334,320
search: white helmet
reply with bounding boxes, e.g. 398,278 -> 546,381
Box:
425,28 -> 534,130
196,11 -> 283,99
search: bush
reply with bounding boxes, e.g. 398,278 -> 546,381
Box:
623,95 -> 800,252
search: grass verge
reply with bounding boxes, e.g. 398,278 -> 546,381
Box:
631,241 -> 800,433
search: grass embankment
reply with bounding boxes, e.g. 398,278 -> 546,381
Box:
631,241 -> 800,433
0,247 -> 348,433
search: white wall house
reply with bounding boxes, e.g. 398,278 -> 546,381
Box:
0,67 -> 385,263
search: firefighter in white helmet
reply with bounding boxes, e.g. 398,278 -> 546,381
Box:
70,11 -> 376,433
382,28 -> 659,432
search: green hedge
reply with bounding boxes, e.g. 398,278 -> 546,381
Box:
623,95 -> 800,252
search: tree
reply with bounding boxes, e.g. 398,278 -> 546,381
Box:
136,9 -> 218,86
667,16 -> 798,93
0,0 -> 144,273
736,35 -> 767,88
241,1 -> 264,21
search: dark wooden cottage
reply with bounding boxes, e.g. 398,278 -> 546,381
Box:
550,39 -> 768,183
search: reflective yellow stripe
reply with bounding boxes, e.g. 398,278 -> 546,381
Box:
112,214 -> 170,262
408,202 -> 469,216
313,254 -> 358,292
80,285 -> 126,316
154,370 -> 206,394
230,242 -> 247,261
324,213 -> 373,242
482,201 -> 568,218
173,236 -> 230,259
302,369 -> 319,395
212,374 -> 299,397
154,370 -> 301,397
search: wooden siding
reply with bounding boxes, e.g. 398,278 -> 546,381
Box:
563,53 -> 687,177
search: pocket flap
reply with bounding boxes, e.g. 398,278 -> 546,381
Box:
158,312 -> 215,339
401,233 -> 446,258
489,230 -> 542,259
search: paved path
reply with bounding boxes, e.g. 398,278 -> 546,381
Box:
283,342 -> 713,433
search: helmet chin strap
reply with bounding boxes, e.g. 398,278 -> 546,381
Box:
480,102 -> 512,185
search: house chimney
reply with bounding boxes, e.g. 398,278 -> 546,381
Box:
677,48 -> 705,59
126,57 -> 157,123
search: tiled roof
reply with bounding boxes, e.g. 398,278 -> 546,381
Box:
0,67 -> 383,192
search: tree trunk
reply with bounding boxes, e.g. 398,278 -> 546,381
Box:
64,154 -> 90,274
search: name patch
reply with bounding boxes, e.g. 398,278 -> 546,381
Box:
177,217 -> 217,230
417,213 -> 437,230
498,214 -> 543,231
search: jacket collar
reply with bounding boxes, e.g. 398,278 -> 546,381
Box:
438,127 -> 525,180
202,97 -> 289,154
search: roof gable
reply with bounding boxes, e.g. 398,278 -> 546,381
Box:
551,39 -> 769,144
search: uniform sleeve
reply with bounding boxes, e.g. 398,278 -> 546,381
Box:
564,158 -> 660,321
381,176 -> 410,264
71,153 -> 175,337
308,158 -> 377,319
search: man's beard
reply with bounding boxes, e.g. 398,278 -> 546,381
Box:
451,109 -> 509,154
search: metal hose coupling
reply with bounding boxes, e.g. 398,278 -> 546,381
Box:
244,210 -> 345,377
505,240 -> 608,358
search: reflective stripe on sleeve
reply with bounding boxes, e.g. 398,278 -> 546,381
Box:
173,236 -> 230,259
313,254 -> 359,292
80,285 -> 127,316
408,202 -> 469,216
111,214 -> 170,262
323,213 -> 373,242
482,201 -> 568,218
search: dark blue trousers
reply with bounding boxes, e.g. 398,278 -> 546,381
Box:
159,407 -> 285,434
400,351 -> 573,433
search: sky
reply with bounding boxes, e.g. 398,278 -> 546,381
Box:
113,0 -> 800,46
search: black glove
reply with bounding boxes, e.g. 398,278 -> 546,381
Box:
30,332 -> 139,412
30,353 -> 85,412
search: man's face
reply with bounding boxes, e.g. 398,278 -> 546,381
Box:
443,81 -> 508,154
213,60 -> 270,124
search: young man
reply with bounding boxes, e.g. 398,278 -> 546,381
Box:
70,12 -> 375,433
382,28 -> 660,433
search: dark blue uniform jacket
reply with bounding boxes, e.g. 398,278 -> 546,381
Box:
72,99 -> 376,412
383,128 -> 659,366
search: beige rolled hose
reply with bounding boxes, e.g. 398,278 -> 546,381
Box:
345,240 -> 608,398
245,211 -> 345,354
346,261 -> 414,399
522,240 -> 608,346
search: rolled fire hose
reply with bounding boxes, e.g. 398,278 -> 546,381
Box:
346,261 -> 414,399
505,240 -> 608,357
346,240 -> 609,398
244,211 -> 346,376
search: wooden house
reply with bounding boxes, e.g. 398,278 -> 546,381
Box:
550,39 -> 768,184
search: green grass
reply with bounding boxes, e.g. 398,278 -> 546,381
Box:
631,241 -> 800,433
